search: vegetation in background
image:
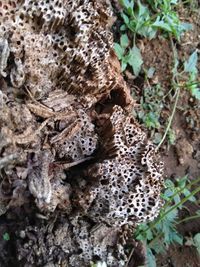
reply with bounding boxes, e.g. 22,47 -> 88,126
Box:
114,0 -> 193,76
134,176 -> 200,266
132,82 -> 165,144
119,0 -> 192,39
113,0 -> 200,266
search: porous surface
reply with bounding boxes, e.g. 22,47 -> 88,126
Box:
86,106 -> 164,226
0,0 -> 131,102
0,1 -> 163,266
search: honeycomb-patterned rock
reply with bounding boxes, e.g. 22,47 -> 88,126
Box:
0,0 -> 131,104
85,106 -> 164,226
0,0 -> 163,266
51,109 -> 98,161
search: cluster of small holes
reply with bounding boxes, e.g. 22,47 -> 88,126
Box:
21,0 -> 68,30
0,0 -> 114,97
53,111 -> 98,161
87,106 -> 164,226
0,2 -> 154,267
0,1 -> 19,22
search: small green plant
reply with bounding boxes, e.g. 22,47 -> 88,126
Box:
155,40 -> 199,150
114,34 -> 143,75
137,83 -> 164,130
191,233 -> 200,255
119,0 -> 192,40
3,232 -> 10,241
134,176 -> 200,267
132,80 -> 177,146
184,231 -> 200,256
114,0 -> 192,75
183,50 -> 200,100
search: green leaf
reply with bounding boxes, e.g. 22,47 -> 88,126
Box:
120,24 -> 127,31
172,56 -> 179,76
164,207 -> 178,222
146,248 -> 156,267
172,232 -> 183,245
3,232 -> 10,241
114,43 -> 124,60
165,179 -> 175,188
167,128 -> 176,145
173,194 -> 181,206
150,240 -> 165,254
137,0 -> 148,17
184,50 -> 198,73
128,46 -> 143,76
146,228 -> 153,241
120,34 -> 129,48
164,188 -> 174,198
121,12 -> 130,25
153,132 -> 162,144
191,87 -> 200,100
193,233 -> 200,255
170,0 -> 178,4
183,188 -> 196,202
152,17 -> 172,32
144,112 -> 160,129
135,223 -> 149,241
177,175 -> 188,188
121,52 -> 132,72
119,0 -> 134,9
121,61 -> 127,72
120,0 -> 134,16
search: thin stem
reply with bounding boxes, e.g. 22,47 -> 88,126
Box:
156,86 -> 180,151
148,232 -> 163,247
135,183 -> 200,238
162,176 -> 200,211
156,36 -> 180,151
162,87 -> 174,99
125,247 -> 135,267
145,185 -> 200,235
176,214 -> 200,225
133,33 -> 136,46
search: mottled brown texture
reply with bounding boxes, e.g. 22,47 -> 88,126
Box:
0,1 -> 163,266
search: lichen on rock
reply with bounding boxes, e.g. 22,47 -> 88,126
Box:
0,1 -> 164,266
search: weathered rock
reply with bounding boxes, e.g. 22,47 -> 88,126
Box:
0,1 -> 163,266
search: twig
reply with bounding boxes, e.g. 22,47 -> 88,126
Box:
125,246 -> 135,267
176,213 -> 200,225
156,36 -> 180,151
156,86 -> 180,151
54,156 -> 93,169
